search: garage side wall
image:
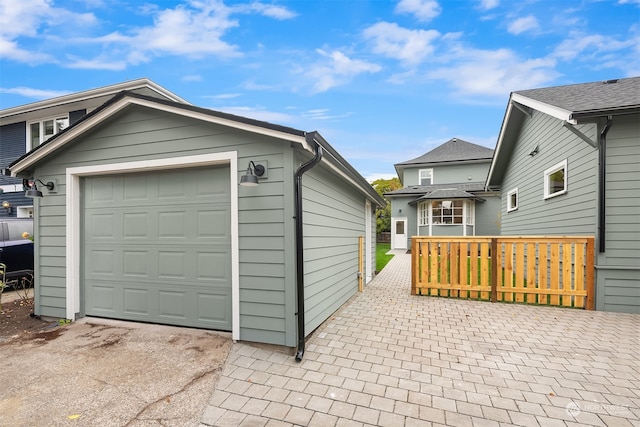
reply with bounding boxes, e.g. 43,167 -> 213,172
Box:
29,106 -> 294,345
298,155 -> 368,335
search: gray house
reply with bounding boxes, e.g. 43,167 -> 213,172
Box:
0,79 -> 187,219
486,77 -> 640,314
385,138 -> 500,250
7,83 -> 384,356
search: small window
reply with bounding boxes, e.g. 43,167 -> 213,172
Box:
418,201 -> 429,226
466,201 -> 474,225
419,169 -> 433,186
544,160 -> 567,199
27,116 -> 69,150
432,200 -> 463,224
507,188 -> 518,212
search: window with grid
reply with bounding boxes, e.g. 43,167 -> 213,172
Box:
419,169 -> 433,186
28,116 -> 69,150
432,200 -> 463,224
418,201 -> 429,226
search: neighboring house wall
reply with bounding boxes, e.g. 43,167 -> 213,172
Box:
597,113 -> 640,313
475,195 -> 501,235
499,111 -> 598,235
29,105 -> 295,346
301,159 -> 371,335
401,162 -> 489,186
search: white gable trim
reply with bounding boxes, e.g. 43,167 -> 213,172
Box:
65,152 -> 240,340
11,95 -> 308,176
511,93 -> 575,124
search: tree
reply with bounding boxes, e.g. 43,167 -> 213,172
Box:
371,177 -> 401,234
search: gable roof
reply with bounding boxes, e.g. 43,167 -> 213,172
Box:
0,78 -> 189,123
396,138 -> 494,168
8,90 -> 385,207
486,76 -> 640,189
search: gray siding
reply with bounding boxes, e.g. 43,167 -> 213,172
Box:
389,196 -> 415,248
300,155 -> 366,335
475,195 -> 501,235
596,113 -> 640,313
499,111 -> 598,235
29,105 -> 294,345
402,162 -> 490,186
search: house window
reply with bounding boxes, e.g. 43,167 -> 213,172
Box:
28,116 -> 69,150
432,200 -> 463,224
544,160 -> 567,199
418,201 -> 429,226
466,201 -> 474,225
507,188 -> 518,212
419,169 -> 433,186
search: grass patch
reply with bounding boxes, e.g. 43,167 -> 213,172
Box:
376,243 -> 394,273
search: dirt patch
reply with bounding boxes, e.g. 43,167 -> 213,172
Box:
0,297 -> 56,342
0,305 -> 233,426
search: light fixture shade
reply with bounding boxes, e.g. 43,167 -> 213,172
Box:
240,172 -> 259,186
25,188 -> 44,198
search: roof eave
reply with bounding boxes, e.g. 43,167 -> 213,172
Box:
511,93 -> 574,123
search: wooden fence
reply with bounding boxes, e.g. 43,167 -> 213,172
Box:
411,236 -> 595,309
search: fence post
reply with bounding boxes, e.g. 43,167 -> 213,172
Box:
585,237 -> 595,310
411,238 -> 418,295
490,237 -> 498,303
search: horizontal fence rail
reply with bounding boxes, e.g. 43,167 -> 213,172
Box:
411,236 -> 595,309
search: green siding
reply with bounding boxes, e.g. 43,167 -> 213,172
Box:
475,195 -> 501,235
30,105 -> 292,344
500,111 -> 598,235
299,155 -> 368,335
402,162 -> 490,186
596,113 -> 640,313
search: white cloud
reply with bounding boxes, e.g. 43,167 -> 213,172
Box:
0,0 -> 96,64
552,33 -> 636,61
363,22 -> 440,65
479,0 -> 499,11
236,2 -> 297,20
307,49 -> 381,93
181,74 -> 203,82
395,0 -> 441,22
302,108 -> 353,121
66,54 -> 127,70
427,47 -> 559,96
508,15 -> 539,35
0,86 -> 71,100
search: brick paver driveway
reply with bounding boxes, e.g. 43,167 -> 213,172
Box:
201,252 -> 640,426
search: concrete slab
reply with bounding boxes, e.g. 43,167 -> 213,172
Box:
1,317 -> 232,427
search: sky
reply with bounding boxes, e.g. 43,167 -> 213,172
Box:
1,0 -> 639,182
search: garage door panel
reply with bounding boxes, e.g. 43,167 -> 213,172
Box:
84,166 -> 232,330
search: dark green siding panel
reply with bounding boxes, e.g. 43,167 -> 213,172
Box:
475,195 -> 501,235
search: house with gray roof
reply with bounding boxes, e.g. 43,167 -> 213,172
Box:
385,138 -> 500,249
486,76 -> 640,314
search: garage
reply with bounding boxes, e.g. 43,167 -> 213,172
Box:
82,166 -> 232,330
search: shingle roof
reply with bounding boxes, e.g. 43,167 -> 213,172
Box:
514,76 -> 640,117
396,138 -> 494,166
384,182 -> 486,196
409,188 -> 486,204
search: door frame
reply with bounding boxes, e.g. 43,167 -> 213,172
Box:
391,217 -> 408,250
65,152 -> 240,340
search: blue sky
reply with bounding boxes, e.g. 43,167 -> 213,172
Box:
1,0 -> 638,181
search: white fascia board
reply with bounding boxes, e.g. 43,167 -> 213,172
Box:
11,96 -> 307,176
511,93 -> 575,124
0,78 -> 188,120
485,101 -> 513,190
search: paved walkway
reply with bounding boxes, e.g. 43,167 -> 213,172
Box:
200,253 -> 640,426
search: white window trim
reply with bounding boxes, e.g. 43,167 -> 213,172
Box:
418,168 -> 433,186
27,114 -> 70,151
543,159 -> 568,199
507,187 -> 518,212
418,201 -> 429,226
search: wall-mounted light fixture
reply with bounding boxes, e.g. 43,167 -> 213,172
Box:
2,201 -> 11,214
25,179 -> 55,198
240,161 -> 265,187
529,145 -> 539,156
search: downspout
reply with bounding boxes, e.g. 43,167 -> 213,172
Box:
598,117 -> 613,253
294,133 -> 324,361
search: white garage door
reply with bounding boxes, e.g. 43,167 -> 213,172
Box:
83,166 -> 232,330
